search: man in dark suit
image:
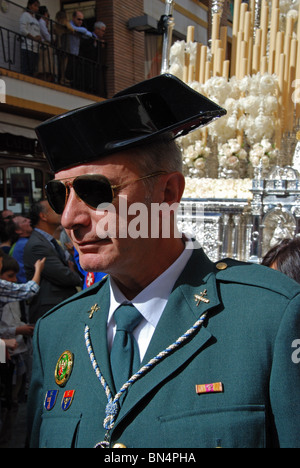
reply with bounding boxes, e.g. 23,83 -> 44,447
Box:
24,200 -> 82,323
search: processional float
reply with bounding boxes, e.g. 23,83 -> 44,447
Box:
159,0 -> 300,263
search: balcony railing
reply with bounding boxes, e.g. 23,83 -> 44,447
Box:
0,25 -> 107,97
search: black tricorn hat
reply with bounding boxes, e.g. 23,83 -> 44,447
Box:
36,74 -> 226,173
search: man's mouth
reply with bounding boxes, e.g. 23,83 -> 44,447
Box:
75,238 -> 111,251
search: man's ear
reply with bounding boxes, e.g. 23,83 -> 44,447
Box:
39,211 -> 48,222
162,172 -> 185,206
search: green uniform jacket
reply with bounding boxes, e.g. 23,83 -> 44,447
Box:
28,248 -> 300,448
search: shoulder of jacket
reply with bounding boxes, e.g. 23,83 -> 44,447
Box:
214,258 -> 300,300
38,275 -> 109,321
25,230 -> 44,244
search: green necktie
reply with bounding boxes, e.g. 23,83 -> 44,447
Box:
110,304 -> 143,393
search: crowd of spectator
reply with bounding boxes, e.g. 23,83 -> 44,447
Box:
18,0 -> 107,93
0,201 -> 101,446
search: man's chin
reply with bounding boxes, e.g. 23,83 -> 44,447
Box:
80,258 -> 106,273
77,245 -> 112,273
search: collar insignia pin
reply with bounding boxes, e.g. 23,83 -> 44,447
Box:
88,304 -> 100,319
194,290 -> 210,307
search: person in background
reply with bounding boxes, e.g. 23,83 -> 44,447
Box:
65,10 -> 92,87
94,21 -> 106,42
73,248 -> 106,289
23,200 -> 82,323
69,10 -> 92,56
0,218 -> 18,254
0,249 -> 44,444
262,237 -> 300,283
59,229 -> 104,288
54,9 -> 74,46
12,216 -> 33,283
0,249 -> 45,310
79,20 -> 106,61
79,20 -> 107,94
19,0 -> 41,76
37,5 -> 54,81
0,255 -> 35,338
53,10 -> 74,85
0,255 -> 36,445
0,211 -> 14,223
0,214 -> 17,255
37,5 -> 51,42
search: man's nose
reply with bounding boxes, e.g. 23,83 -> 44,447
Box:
60,188 -> 91,230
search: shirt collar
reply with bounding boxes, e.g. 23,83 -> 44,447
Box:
34,228 -> 54,243
108,239 -> 193,328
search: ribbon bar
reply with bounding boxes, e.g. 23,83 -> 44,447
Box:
196,382 -> 223,395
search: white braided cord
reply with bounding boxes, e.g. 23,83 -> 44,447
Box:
84,326 -> 113,405
84,310 -> 208,445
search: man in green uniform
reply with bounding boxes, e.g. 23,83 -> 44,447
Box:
28,75 -> 300,448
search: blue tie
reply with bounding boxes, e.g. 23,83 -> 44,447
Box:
110,304 -> 143,393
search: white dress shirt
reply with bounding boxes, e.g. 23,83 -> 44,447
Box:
107,239 -> 193,361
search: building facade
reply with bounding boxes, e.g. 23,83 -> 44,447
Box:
0,0 -> 230,213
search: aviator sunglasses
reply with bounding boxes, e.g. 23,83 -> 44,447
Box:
45,172 -> 167,215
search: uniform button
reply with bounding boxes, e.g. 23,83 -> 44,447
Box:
216,262 -> 228,271
112,443 -> 127,448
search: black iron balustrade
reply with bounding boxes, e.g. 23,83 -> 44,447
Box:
0,25 -> 107,97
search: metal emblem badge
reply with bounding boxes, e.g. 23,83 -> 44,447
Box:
44,390 -> 59,411
61,390 -> 75,411
88,303 -> 100,320
55,351 -> 74,387
194,290 -> 210,306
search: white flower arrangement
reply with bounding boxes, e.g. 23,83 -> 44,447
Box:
183,177 -> 253,200
180,138 -> 211,178
169,41 -> 186,81
237,73 -> 278,144
168,41 -> 282,190
195,73 -> 279,146
218,139 -> 248,172
249,139 -> 279,170
169,39 -> 279,147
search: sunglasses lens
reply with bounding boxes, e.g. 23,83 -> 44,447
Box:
73,175 -> 114,208
45,181 -> 66,214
